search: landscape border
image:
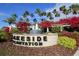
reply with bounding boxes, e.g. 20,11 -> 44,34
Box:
0,0 -> 79,59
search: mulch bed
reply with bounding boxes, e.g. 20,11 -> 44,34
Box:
0,42 -> 77,56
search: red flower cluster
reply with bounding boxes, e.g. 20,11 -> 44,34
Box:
3,27 -> 10,32
69,17 -> 79,28
39,21 -> 53,28
57,17 -> 79,30
16,22 -> 30,32
58,19 -> 70,25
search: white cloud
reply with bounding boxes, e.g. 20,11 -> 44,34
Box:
0,12 -> 9,17
0,13 -> 5,16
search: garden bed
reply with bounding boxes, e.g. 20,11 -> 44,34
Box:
0,41 -> 77,56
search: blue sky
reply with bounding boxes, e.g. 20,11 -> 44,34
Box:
0,3 -> 56,28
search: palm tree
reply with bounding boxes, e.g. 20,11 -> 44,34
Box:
30,13 -> 34,17
60,5 -> 70,18
4,14 -> 17,25
46,12 -> 53,20
25,18 -> 30,23
22,11 -> 30,22
4,17 -> 15,26
49,16 -> 54,20
23,11 -> 30,18
35,8 -> 41,15
63,9 -> 70,17
47,12 -> 52,17
69,4 -> 79,14
33,18 -> 37,23
40,12 -> 46,16
19,17 -> 23,21
4,14 -> 17,32
60,5 -> 66,11
41,19 -> 45,22
53,9 -> 57,14
33,18 -> 38,30
11,14 -> 18,19
53,9 -> 60,17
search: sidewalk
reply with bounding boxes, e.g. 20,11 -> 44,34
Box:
74,48 -> 79,56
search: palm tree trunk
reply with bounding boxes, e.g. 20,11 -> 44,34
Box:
8,24 -> 12,32
60,26 -> 63,32
47,27 -> 49,32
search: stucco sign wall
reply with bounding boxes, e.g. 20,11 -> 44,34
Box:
13,33 -> 58,47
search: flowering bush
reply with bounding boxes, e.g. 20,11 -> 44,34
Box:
58,19 -> 70,25
39,21 -> 53,28
16,22 -> 30,33
58,36 -> 76,49
3,27 -> 10,32
58,17 -> 79,32
70,17 -> 79,31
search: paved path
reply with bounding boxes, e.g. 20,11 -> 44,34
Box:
74,48 -> 79,56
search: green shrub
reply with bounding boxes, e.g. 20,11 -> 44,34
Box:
0,29 -> 7,42
58,36 -> 76,49
12,28 -> 20,33
51,26 -> 61,33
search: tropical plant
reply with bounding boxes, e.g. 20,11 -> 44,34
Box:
4,14 -> 17,25
47,12 -> 54,20
39,21 -> 53,32
51,26 -> 61,33
47,12 -> 52,17
12,28 -> 20,33
30,13 -> 34,17
16,22 -> 29,32
35,8 -> 42,15
60,5 -> 66,11
0,29 -> 7,42
58,36 -> 76,49
19,17 -> 23,21
11,14 -> 18,20
40,12 -> 46,16
4,17 -> 15,26
41,19 -> 46,22
23,11 -> 30,18
53,9 -> 60,17
33,18 -> 37,23
3,14 -> 17,33
70,4 -> 79,14
25,18 -> 30,23
60,5 -> 70,18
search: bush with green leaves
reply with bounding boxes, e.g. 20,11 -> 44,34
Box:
0,29 -> 7,42
12,28 -> 20,33
58,36 -> 76,49
51,26 -> 61,33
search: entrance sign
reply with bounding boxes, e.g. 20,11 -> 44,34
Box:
13,33 -> 58,47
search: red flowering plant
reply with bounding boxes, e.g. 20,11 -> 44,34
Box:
16,22 -> 30,33
58,18 -> 70,25
3,27 -> 10,33
39,21 -> 53,32
69,17 -> 79,31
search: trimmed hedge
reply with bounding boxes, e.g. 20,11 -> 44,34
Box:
58,36 -> 76,49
